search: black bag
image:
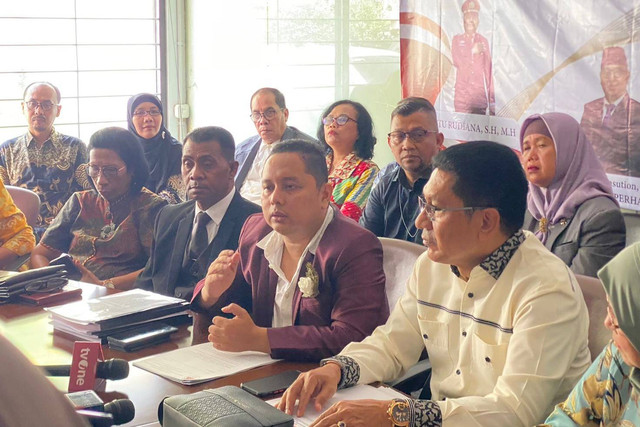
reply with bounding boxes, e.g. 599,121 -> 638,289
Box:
159,386 -> 293,427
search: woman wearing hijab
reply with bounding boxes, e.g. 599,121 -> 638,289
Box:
520,112 -> 625,277
538,243 -> 640,426
127,93 -> 184,203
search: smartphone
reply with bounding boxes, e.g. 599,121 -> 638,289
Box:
107,323 -> 178,352
241,370 -> 301,398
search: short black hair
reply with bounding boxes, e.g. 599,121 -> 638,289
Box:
391,97 -> 437,120
250,88 -> 286,110
184,126 -> 236,162
317,100 -> 376,160
23,82 -> 61,104
88,127 -> 150,195
432,141 -> 527,235
269,139 -> 328,188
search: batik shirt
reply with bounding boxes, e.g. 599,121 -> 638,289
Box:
40,189 -> 166,281
539,342 -> 640,427
0,180 -> 35,257
327,152 -> 378,222
0,128 -> 88,231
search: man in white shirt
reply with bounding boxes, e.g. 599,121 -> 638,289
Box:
136,126 -> 260,299
279,141 -> 591,426
235,88 -> 317,203
192,140 -> 388,362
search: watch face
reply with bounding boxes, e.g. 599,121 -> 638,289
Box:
392,401 -> 410,424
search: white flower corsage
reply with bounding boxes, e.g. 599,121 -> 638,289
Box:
298,262 -> 320,298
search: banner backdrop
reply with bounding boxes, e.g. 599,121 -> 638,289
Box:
400,0 -> 640,210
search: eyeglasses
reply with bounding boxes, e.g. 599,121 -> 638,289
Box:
25,277 -> 68,294
132,109 -> 162,117
88,164 -> 127,179
417,195 -> 492,221
250,108 -> 282,122
388,129 -> 438,146
24,100 -> 56,111
322,114 -> 357,126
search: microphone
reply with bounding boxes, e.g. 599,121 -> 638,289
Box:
40,358 -> 129,380
104,399 -> 135,425
76,398 -> 135,426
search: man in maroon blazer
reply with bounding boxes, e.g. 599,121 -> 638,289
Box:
581,46 -> 640,177
192,140 -> 388,362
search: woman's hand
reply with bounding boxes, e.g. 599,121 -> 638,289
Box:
73,260 -> 101,285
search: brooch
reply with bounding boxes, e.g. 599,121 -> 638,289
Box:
298,262 -> 320,298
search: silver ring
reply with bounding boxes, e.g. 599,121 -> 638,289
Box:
337,421 -> 346,427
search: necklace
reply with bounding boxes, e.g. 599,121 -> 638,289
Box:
398,188 -> 418,238
100,193 -> 129,239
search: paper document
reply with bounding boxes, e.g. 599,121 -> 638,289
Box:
45,289 -> 186,324
267,384 -> 406,427
133,343 -> 280,385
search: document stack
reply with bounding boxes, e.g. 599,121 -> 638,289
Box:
46,289 -> 190,343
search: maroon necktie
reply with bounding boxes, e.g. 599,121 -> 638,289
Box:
602,103 -> 615,128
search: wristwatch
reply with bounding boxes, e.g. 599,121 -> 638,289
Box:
102,279 -> 115,289
387,399 -> 410,426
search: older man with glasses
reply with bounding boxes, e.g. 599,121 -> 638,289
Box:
234,87 -> 318,204
280,141 -> 591,427
360,97 -> 443,243
0,82 -> 88,236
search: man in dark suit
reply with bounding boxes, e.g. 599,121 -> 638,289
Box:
192,140 -> 388,362
135,126 -> 260,299
581,46 -> 640,177
234,87 -> 317,203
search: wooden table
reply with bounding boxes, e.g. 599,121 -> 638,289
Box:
0,282 -> 314,426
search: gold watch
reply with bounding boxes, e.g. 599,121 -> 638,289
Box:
387,399 -> 410,426
103,279 -> 115,289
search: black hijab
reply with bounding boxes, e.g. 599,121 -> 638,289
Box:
126,93 -> 182,195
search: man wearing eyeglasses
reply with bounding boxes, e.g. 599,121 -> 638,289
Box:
279,141 -> 591,426
580,47 -> 640,177
360,97 -> 443,243
0,82 -> 88,236
235,87 -> 317,204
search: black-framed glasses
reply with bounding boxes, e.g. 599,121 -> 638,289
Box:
388,129 -> 438,146
88,164 -> 127,179
24,100 -> 56,111
132,109 -> 161,117
417,195 -> 492,221
322,114 -> 356,126
250,108 -> 282,122
25,277 -> 68,294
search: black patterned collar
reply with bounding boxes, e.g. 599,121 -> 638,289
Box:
451,230 -> 526,280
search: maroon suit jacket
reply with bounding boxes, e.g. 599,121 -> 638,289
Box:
580,93 -> 640,177
193,209 -> 389,362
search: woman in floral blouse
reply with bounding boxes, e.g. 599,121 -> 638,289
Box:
539,242 -> 640,426
0,180 -> 35,269
317,100 -> 378,222
30,127 -> 166,290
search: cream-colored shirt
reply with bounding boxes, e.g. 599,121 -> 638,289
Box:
257,208 -> 334,328
191,187 -> 236,244
339,231 -> 591,426
239,140 -> 277,204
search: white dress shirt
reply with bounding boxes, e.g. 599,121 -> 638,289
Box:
239,139 -> 277,204
256,208 -> 334,328
191,187 -> 236,245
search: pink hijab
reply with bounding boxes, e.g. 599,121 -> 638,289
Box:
520,112 -> 618,243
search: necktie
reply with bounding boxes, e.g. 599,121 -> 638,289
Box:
602,103 -> 615,128
189,212 -> 211,260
